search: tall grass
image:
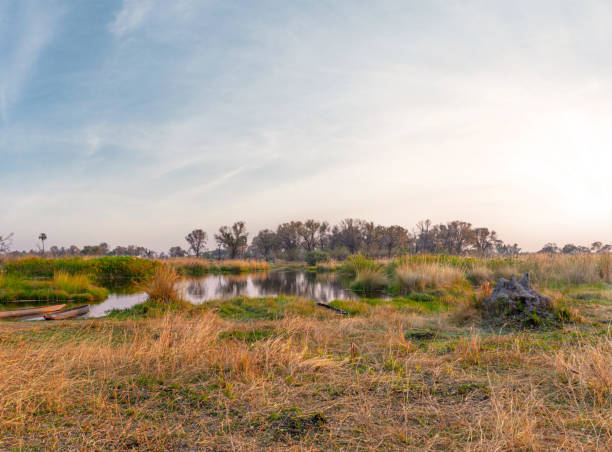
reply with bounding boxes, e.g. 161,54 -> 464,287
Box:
53,272 -> 92,293
350,268 -> 389,295
167,258 -> 269,276
518,254 -> 612,285
0,310 -> 609,449
2,257 -> 159,282
0,272 -> 108,303
339,254 -> 383,277
143,265 -> 181,303
554,338 -> 612,409
394,263 -> 464,293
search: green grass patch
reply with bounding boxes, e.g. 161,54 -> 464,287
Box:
329,295 -> 452,316
209,296 -> 314,321
219,327 -> 281,343
0,273 -> 108,303
106,298 -> 194,319
2,257 -> 159,283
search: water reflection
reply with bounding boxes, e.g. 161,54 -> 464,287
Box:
83,270 -> 356,318
179,271 -> 356,304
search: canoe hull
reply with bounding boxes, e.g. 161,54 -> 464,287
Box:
0,304 -> 66,319
44,305 -> 90,320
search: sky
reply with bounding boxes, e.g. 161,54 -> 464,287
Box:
1,0 -> 612,253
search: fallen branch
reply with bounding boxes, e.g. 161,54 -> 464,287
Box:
315,302 -> 348,315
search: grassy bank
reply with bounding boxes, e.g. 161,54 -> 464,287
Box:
167,258 -> 269,276
2,256 -> 160,282
339,254 -> 612,297
0,292 -> 610,450
0,272 -> 108,303
0,256 -> 610,449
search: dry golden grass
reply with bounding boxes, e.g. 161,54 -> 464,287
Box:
166,257 -> 269,275
520,253 -> 612,285
0,304 -> 610,450
396,263 -> 465,293
467,265 -> 494,284
143,265 -> 180,302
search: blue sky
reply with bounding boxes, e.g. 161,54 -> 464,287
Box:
2,0 -> 612,252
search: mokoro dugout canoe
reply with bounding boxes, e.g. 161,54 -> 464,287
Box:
44,305 -> 90,320
0,304 -> 66,319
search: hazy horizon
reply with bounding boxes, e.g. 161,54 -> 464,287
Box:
3,1 -> 612,252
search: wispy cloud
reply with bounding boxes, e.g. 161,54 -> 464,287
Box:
4,1 -> 612,251
0,1 -> 62,123
108,0 -> 154,37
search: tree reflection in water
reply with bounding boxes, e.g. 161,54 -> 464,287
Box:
178,271 -> 356,304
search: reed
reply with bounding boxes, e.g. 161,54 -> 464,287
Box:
394,262 -> 464,293
167,258 -> 269,276
53,272 -> 92,293
350,267 -> 389,295
466,265 -> 494,284
143,265 -> 181,303
2,256 -> 159,282
0,273 -> 108,303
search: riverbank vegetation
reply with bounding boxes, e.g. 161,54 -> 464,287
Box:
168,258 -> 269,276
1,256 -> 159,282
5,218 -> 610,263
0,272 -> 108,303
0,252 -> 611,449
0,288 -> 610,450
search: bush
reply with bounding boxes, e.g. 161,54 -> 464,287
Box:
340,255 -> 381,277
144,265 -> 180,303
305,250 -> 329,266
350,268 -> 388,296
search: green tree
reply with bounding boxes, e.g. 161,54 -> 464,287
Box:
185,229 -> 208,257
38,233 -> 47,254
215,221 -> 248,258
0,233 -> 13,253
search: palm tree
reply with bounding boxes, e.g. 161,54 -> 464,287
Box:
38,233 -> 47,254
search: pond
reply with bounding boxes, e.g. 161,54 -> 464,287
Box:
87,270 -> 357,318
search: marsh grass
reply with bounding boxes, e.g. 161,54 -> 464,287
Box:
518,254 -> 612,286
2,256 -> 159,282
0,306 -> 609,450
350,267 -> 389,296
1,252 -> 611,448
168,258 -> 269,276
53,272 -> 92,293
466,265 -> 494,284
142,265 -> 181,303
0,272 -> 108,303
394,263 -> 465,294
339,254 -> 383,277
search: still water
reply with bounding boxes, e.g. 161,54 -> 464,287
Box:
87,271 -> 357,318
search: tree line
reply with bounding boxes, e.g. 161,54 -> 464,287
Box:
2,219 -> 610,261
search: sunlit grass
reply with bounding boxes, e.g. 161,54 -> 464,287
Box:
167,258 -> 269,276
0,306 -> 609,450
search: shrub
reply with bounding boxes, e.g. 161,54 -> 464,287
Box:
144,265 -> 180,303
305,250 -> 329,266
350,268 -> 388,296
340,255 -> 380,277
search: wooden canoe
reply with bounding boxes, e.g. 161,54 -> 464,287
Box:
0,304 -> 66,319
44,305 -> 90,320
